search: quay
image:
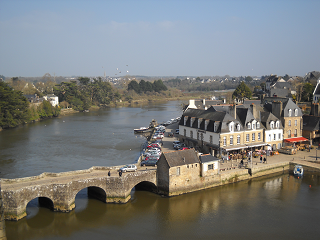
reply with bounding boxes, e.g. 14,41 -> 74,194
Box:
1,123 -> 320,221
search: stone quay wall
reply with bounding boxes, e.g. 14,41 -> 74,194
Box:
0,182 -> 7,240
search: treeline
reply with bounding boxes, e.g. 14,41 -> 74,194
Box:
127,79 -> 167,93
0,81 -> 60,129
54,77 -> 120,111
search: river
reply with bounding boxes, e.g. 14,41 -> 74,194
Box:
1,101 -> 320,240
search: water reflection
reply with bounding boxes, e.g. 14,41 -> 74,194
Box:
5,173 -> 320,240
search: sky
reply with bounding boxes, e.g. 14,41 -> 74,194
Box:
0,0 -> 319,78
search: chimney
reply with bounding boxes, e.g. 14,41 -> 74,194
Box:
230,104 -> 237,119
250,103 -> 258,120
272,101 -> 283,119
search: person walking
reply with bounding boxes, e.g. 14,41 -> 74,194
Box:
260,155 -> 263,163
119,170 -> 122,177
263,157 -> 266,163
108,171 -> 111,177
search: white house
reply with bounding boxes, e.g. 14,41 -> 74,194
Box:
43,94 -> 59,107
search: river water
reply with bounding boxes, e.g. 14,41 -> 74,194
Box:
1,101 -> 320,240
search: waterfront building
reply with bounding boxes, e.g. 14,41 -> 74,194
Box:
178,104 -> 266,158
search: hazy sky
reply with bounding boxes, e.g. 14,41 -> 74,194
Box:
0,0 -> 319,78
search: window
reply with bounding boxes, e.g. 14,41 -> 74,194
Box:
278,133 -> 281,140
257,122 -> 260,129
289,109 -> 292,117
214,122 -> 218,132
237,135 -> 240,144
246,134 -> 249,142
177,167 -> 180,175
288,130 -> 291,138
223,136 -> 226,146
210,135 -> 213,144
248,123 -> 251,129
198,119 -> 201,129
229,122 -> 234,132
237,124 -> 240,131
276,121 -> 279,128
270,121 -> 274,129
295,120 -> 297,126
268,134 -> 271,141
208,164 -> 213,170
252,133 -> 255,141
184,129 -> 186,136
295,108 -> 298,116
278,143 -> 282,149
184,117 -> 187,125
230,136 -> 233,145
288,120 -> 291,126
274,134 -> 276,141
294,129 -> 297,137
205,120 -> 209,130
258,132 -> 261,141
197,132 -> 200,140
252,122 -> 256,130
190,131 -> 193,138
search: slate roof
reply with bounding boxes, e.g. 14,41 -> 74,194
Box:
282,98 -> 303,117
270,88 -> 290,98
271,82 -> 291,89
162,149 -> 200,168
260,112 -> 283,130
199,154 -> 219,163
302,115 -> 320,131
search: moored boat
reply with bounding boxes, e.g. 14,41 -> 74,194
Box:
134,127 -> 153,133
293,164 -> 303,177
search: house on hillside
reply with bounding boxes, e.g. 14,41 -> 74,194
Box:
43,94 -> 59,107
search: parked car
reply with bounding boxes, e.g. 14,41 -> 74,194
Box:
144,156 -> 159,161
174,143 -> 186,150
175,129 -> 179,134
179,147 -> 190,150
173,141 -> 180,147
119,164 -> 137,172
147,143 -> 161,149
140,159 -> 158,166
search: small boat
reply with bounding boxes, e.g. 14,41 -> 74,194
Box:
293,165 -> 303,177
134,127 -> 152,133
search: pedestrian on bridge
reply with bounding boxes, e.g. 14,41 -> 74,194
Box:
119,170 -> 122,177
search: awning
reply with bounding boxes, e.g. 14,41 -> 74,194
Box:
222,142 -> 267,151
284,137 -> 309,143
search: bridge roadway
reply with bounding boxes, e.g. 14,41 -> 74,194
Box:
1,165 -> 157,221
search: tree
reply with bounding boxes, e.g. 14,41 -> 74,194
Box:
232,82 -> 252,100
0,81 -> 30,128
245,76 -> 253,83
127,80 -> 140,92
301,83 -> 314,102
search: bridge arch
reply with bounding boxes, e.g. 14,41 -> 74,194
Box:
71,185 -> 108,205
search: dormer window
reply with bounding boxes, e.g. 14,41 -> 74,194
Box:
257,122 -> 260,129
252,122 -> 256,130
229,122 -> 234,132
248,123 -> 251,129
237,124 -> 240,131
295,108 -> 298,116
276,121 -> 279,128
198,118 -> 201,129
190,117 -> 195,127
205,120 -> 209,131
184,116 -> 188,126
214,122 -> 218,132
270,121 -> 274,129
288,109 -> 292,117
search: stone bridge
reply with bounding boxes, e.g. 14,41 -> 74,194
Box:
1,166 -> 157,221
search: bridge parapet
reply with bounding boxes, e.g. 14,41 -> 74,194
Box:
1,167 -> 157,221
